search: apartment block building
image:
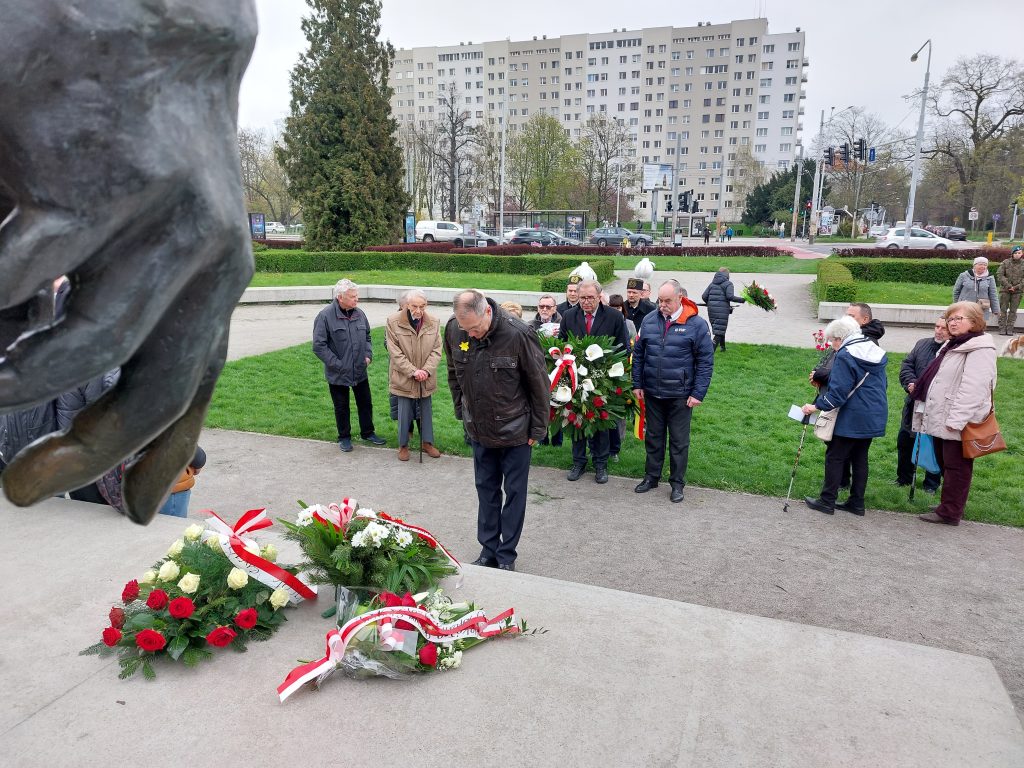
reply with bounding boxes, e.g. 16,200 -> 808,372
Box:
389,18 -> 806,220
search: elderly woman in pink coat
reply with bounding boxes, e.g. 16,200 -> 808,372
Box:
910,302 -> 998,526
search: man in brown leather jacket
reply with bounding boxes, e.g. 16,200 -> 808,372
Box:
444,290 -> 549,571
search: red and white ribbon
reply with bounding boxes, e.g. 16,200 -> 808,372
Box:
548,345 -> 578,406
362,511 -> 463,584
310,499 -> 357,531
202,509 -> 317,603
277,604 -> 518,702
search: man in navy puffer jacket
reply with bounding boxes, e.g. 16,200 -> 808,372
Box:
631,280 -> 715,503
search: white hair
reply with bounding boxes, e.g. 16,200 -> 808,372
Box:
824,315 -> 861,341
333,278 -> 358,299
578,278 -> 603,295
405,288 -> 427,303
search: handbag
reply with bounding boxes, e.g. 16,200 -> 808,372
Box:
962,386 -> 1006,458
813,372 -> 869,442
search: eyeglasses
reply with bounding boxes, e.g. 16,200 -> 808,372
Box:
578,295 -> 599,302
946,316 -> 967,324
538,304 -> 555,309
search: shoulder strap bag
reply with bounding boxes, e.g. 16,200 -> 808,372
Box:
813,372 -> 869,442
962,384 -> 1006,459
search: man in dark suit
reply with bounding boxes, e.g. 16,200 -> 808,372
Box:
624,278 -> 656,327
558,279 -> 630,484
556,275 -> 581,316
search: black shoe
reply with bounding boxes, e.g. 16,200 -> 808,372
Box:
634,477 -> 659,493
804,496 -> 835,515
471,556 -> 498,568
835,500 -> 866,516
497,562 -> 516,572
339,438 -> 353,452
670,486 -> 685,503
567,464 -> 586,482
363,433 -> 387,446
595,467 -> 609,484
894,480 -> 912,487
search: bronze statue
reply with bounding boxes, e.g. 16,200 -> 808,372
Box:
0,1 -> 258,523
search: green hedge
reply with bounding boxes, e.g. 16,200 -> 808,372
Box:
816,261 -> 856,303
255,250 -> 612,278
540,261 -> 616,292
841,258 -> 970,285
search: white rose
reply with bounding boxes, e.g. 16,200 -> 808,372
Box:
581,379 -> 595,393
584,343 -> 605,361
205,536 -> 223,553
269,589 -> 289,610
608,362 -> 625,378
183,523 -> 205,541
158,560 -> 180,582
261,543 -> 278,562
140,569 -> 158,585
553,385 -> 572,404
576,365 -> 588,376
178,573 -> 201,594
167,539 -> 184,558
227,567 -> 249,590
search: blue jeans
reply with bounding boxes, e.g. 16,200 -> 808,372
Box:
159,489 -> 191,518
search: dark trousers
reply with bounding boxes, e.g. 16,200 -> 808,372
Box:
571,429 -> 610,469
540,427 -> 563,447
328,379 -> 375,441
820,436 -> 872,506
896,426 -> 942,490
643,395 -> 693,488
934,438 -> 974,523
472,441 -> 532,566
609,423 -> 622,455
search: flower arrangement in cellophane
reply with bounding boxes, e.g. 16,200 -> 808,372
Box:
743,280 -> 778,311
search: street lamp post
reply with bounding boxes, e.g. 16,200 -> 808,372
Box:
790,143 -> 803,241
615,162 -> 622,227
903,39 -> 932,248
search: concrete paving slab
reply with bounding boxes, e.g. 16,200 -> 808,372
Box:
180,429 -> 1024,720
2,498 -> 1022,767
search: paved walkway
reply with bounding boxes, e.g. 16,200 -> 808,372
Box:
190,428 -> 1024,717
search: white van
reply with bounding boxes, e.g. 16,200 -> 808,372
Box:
415,220 -> 463,242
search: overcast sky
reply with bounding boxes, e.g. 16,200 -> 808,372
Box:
239,0 -> 1020,141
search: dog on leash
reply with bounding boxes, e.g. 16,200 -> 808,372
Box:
1002,335 -> 1024,359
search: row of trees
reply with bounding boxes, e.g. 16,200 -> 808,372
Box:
743,54 -> 1024,232
401,84 -> 637,229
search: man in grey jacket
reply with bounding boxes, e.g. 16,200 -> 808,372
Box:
312,279 -> 386,452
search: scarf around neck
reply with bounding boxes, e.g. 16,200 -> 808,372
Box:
911,330 -> 984,403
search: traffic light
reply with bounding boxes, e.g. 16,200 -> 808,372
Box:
839,143 -> 850,164
824,147 -> 834,168
855,138 -> 867,162
678,192 -> 686,206
691,198 -> 699,214
666,199 -> 673,212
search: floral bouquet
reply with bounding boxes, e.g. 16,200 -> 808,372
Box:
81,510 -> 316,679
812,328 -> 829,352
279,500 -> 460,605
538,333 -> 636,441
743,280 -> 778,311
277,587 -> 530,702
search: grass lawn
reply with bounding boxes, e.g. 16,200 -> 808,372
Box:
610,255 -> 820,274
249,270 -> 545,291
853,282 -> 953,306
206,328 -> 1024,527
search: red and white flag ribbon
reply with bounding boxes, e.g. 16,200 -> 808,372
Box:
310,499 -> 357,531
277,604 -> 518,702
202,509 -> 317,603
548,345 -> 578,406
363,511 -> 463,585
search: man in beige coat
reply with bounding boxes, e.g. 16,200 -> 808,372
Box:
386,290 -> 443,461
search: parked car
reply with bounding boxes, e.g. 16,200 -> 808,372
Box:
506,228 -> 575,246
415,220 -> 463,242
588,226 -> 653,247
868,224 -> 888,237
453,231 -> 499,247
264,221 -> 286,234
945,226 -> 967,241
875,227 -> 954,250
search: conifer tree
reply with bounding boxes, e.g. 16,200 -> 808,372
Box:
277,0 -> 408,250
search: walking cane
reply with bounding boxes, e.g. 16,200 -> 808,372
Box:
783,415 -> 811,513
417,377 -> 424,464
909,433 -> 920,502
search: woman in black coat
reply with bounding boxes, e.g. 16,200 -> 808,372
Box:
701,268 -> 745,351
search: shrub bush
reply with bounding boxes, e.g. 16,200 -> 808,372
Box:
816,261 -> 856,303
832,246 -> 1013,262
840,258 -> 973,285
254,250 -> 614,278
366,242 -> 783,258
252,238 -> 305,250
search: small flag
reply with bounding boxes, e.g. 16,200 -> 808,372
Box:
633,397 -> 646,441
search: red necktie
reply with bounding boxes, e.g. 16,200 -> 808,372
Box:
585,313 -> 593,334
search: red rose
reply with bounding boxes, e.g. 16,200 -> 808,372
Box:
418,642 -> 439,667
108,607 -> 126,629
121,580 -> 140,604
763,288 -> 769,295
593,396 -> 605,407
206,626 -> 237,648
235,608 -> 258,630
600,411 -> 609,420
380,592 -> 402,608
615,387 -> 623,395
168,597 -> 195,619
135,628 -> 167,652
102,627 -> 122,647
585,411 -> 595,420
146,589 -> 169,610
